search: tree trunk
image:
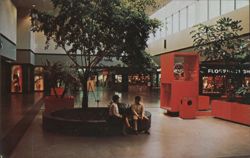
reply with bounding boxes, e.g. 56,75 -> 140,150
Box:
81,78 -> 88,109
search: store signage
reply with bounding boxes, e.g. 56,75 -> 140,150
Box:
207,68 -> 250,75
201,66 -> 250,75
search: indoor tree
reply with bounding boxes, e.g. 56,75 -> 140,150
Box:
30,0 -> 160,108
191,17 -> 250,100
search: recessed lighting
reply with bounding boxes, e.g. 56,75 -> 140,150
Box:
32,4 -> 36,7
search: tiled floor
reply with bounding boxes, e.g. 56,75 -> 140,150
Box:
9,87 -> 250,158
0,92 -> 43,140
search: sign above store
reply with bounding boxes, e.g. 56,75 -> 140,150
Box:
207,68 -> 250,75
200,65 -> 250,75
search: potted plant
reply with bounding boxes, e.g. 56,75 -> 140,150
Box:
191,17 -> 250,101
191,17 -> 250,125
43,60 -> 80,113
236,86 -> 250,104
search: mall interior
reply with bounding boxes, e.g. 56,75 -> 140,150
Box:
0,0 -> 250,158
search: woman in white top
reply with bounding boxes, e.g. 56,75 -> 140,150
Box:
108,95 -> 131,134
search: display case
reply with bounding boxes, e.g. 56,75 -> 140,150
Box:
200,63 -> 250,96
160,52 -> 199,113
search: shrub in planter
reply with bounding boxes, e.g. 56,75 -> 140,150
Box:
43,60 -> 80,113
235,86 -> 250,104
191,17 -> 250,101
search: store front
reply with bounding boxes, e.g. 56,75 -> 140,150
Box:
200,63 -> 250,97
11,65 -> 23,93
128,74 -> 150,86
34,67 -> 44,91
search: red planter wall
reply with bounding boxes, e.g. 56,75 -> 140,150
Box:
44,96 -> 74,113
211,100 -> 250,126
198,96 -> 210,110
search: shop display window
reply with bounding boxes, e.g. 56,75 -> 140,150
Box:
11,65 -> 23,93
174,56 -> 198,81
244,77 -> 250,93
202,76 -> 225,94
115,75 -> 122,83
87,77 -> 96,91
34,67 -> 44,91
128,74 -> 150,85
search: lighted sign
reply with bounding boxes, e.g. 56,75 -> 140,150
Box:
201,65 -> 250,75
207,68 -> 250,74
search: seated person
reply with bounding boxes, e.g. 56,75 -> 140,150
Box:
117,102 -> 133,118
108,95 -> 131,135
131,96 -> 149,135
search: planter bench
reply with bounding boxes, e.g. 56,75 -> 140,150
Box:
44,96 -> 74,113
211,100 -> 250,126
43,107 -> 151,136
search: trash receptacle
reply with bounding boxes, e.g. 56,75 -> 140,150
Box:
179,97 -> 197,119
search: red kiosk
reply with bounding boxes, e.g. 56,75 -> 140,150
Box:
160,52 -> 199,119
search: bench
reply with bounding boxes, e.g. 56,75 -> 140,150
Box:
43,107 -> 151,136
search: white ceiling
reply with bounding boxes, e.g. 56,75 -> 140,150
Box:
12,0 -> 171,15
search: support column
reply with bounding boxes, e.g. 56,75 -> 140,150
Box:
22,64 -> 34,93
16,8 -> 36,93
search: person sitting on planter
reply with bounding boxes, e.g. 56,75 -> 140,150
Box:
108,95 -> 131,135
131,96 -> 150,135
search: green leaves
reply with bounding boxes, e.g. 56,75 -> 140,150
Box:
191,17 -> 250,100
190,17 -> 250,63
43,60 -> 79,98
30,0 -> 159,70
30,0 -> 159,106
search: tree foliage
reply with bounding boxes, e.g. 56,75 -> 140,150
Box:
30,0 -> 160,108
190,17 -> 250,62
190,17 -> 250,100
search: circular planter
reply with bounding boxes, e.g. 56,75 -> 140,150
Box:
43,108 -> 151,136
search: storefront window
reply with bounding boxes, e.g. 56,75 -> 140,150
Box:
11,65 -> 23,93
34,67 -> 44,91
202,76 -> 225,94
174,56 -> 197,81
128,74 -> 150,85
115,75 -> 122,83
244,77 -> 250,92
